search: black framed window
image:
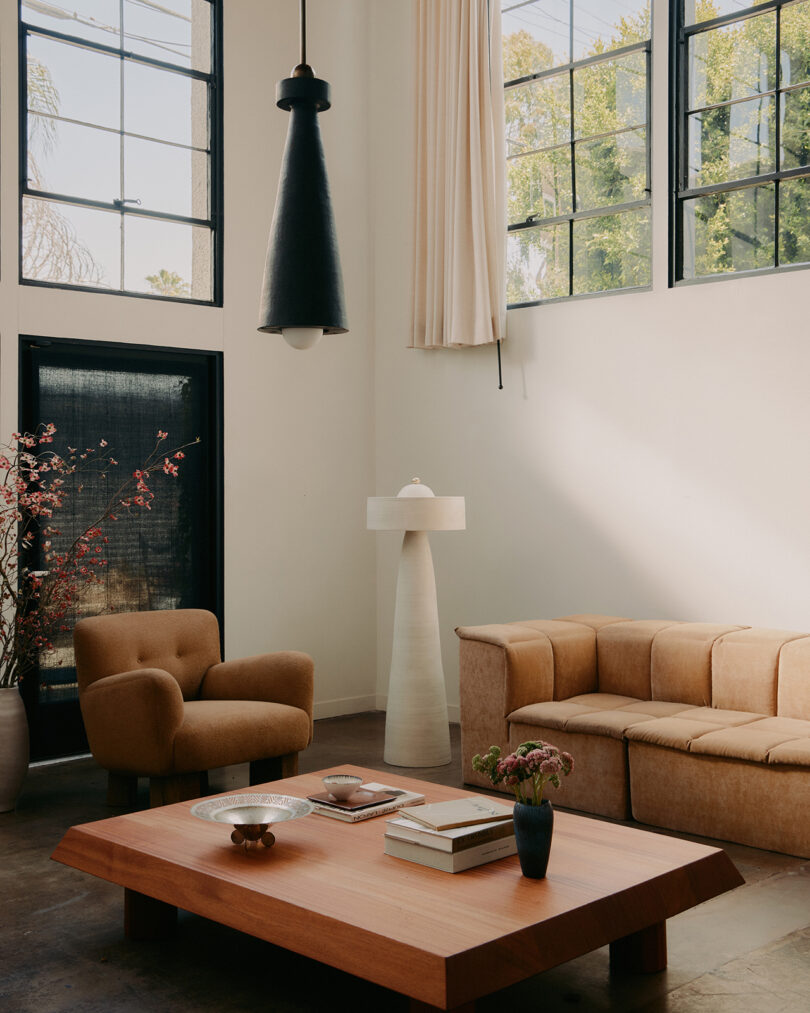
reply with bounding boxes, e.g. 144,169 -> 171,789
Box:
503,1 -> 652,306
19,0 -> 223,304
18,336 -> 223,759
672,0 -> 810,283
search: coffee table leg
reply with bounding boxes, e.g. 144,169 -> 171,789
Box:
609,920 -> 667,974
409,1003 -> 475,1012
124,888 -> 177,941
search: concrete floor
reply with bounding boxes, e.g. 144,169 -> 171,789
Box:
2,711 -> 809,1012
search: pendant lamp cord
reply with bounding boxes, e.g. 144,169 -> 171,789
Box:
497,339 -> 503,390
300,0 -> 307,67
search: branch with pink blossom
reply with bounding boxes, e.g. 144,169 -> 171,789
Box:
0,424 -> 199,689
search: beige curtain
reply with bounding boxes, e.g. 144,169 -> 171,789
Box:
411,0 -> 506,349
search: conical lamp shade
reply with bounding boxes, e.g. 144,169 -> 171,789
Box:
258,75 -> 348,335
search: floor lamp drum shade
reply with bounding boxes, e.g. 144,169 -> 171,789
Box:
368,480 -> 465,767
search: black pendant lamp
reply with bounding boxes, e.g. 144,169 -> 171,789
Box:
258,0 -> 348,350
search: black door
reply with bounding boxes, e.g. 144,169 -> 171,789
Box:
19,336 -> 223,760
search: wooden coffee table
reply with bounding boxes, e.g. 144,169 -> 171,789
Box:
52,765 -> 743,1011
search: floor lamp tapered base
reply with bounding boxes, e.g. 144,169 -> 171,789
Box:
383,530 -> 451,767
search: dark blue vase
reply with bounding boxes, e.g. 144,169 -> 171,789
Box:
513,800 -> 554,878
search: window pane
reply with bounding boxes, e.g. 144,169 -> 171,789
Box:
781,1 -> 810,88
507,223 -> 570,303
684,1 -> 773,28
682,184 -> 775,279
125,138 -> 209,218
572,207 -> 650,294
124,0 -> 211,72
22,198 -> 120,288
124,63 -> 208,147
124,217 -> 211,300
502,1 -> 570,76
781,85 -> 810,170
28,35 -> 120,130
507,147 -> 572,222
575,127 -> 647,211
21,0 -> 120,47
779,177 -> 810,264
506,73 -> 570,153
573,0 -> 650,61
28,117 -> 120,203
688,14 -> 776,111
687,95 -> 775,187
574,51 -> 646,140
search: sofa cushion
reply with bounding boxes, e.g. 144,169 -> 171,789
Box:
625,707 -> 763,751
556,614 -> 631,632
650,623 -> 746,706
769,739 -> 810,766
509,694 -> 693,741
689,716 -> 810,764
711,628 -> 810,716
595,620 -> 682,699
455,619 -> 598,707
777,636 -> 810,719
173,700 -> 311,772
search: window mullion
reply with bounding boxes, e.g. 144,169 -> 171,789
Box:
775,4 -> 782,267
119,0 -> 125,291
569,63 -> 576,296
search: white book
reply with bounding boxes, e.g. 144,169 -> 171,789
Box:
311,782 -> 425,822
399,796 -> 514,831
385,815 -> 514,853
384,833 -> 517,873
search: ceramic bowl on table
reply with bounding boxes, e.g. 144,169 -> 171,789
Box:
322,773 -> 363,801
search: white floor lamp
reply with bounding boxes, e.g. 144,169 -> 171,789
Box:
367,479 -> 465,767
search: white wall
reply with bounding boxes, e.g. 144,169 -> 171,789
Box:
0,0 -> 378,719
369,0 -> 810,719
6,0 -> 809,732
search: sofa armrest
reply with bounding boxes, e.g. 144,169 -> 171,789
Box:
79,669 -> 184,776
201,652 -> 314,720
455,620 -> 597,789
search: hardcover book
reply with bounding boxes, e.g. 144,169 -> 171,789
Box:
383,833 -> 517,873
385,815 -> 514,853
310,782 -> 425,822
399,796 -> 514,832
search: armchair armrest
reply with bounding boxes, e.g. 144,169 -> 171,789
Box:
455,620 -> 597,789
79,669 -> 184,776
201,651 -> 314,719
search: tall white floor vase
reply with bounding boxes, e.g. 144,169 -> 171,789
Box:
0,685 -> 29,812
368,479 -> 465,768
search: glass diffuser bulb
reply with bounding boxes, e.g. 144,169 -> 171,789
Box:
281,327 -> 323,350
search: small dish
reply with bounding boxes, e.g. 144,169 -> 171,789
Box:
322,773 -> 363,801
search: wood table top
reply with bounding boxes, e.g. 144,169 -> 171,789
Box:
52,765 -> 744,1010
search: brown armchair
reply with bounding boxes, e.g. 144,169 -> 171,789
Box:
73,609 -> 314,808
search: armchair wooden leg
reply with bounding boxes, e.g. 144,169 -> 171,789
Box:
250,752 -> 299,786
149,771 -> 208,808
107,773 -> 138,808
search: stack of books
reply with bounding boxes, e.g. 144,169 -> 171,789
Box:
307,781 -> 426,822
384,796 -> 515,873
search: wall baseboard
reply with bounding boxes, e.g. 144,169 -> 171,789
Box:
374,694 -> 459,724
313,695 -> 379,720
314,696 -> 460,724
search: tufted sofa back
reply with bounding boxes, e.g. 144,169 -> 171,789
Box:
74,609 -> 222,701
577,617 -> 810,716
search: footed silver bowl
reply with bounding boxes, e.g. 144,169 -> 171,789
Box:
191,793 -> 313,849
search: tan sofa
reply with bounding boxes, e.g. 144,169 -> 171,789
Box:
456,614 -> 810,858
